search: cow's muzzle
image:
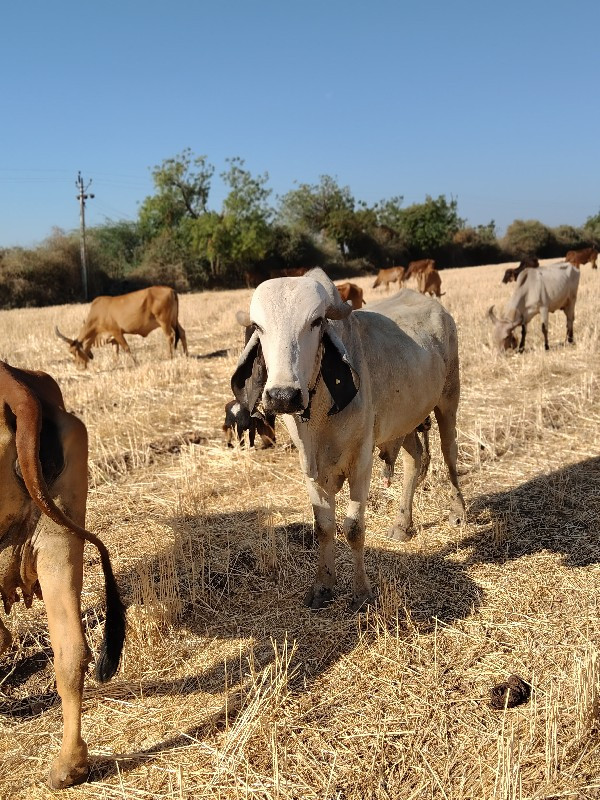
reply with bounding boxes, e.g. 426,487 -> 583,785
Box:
264,386 -> 304,414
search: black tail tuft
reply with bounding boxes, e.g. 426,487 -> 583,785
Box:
174,325 -> 181,351
95,547 -> 126,683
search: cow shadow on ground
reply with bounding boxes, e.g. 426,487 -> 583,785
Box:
82,508 -> 483,781
462,455 -> 600,568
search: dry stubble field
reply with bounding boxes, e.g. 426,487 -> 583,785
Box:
0,260 -> 599,800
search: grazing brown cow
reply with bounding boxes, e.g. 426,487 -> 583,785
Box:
565,247 -> 598,269
502,257 -> 539,284
56,285 -> 188,367
417,265 -> 445,297
404,259 -> 435,281
335,281 -> 366,309
372,266 -> 405,290
244,269 -> 266,288
0,361 -> 125,788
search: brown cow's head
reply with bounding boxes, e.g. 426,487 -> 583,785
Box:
487,307 -> 520,351
55,327 -> 93,367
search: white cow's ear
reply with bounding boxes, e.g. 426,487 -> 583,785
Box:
231,329 -> 267,413
321,328 -> 359,415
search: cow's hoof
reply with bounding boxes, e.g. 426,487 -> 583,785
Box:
349,592 -> 375,612
387,524 -> 414,542
303,587 -> 333,610
48,758 -> 90,790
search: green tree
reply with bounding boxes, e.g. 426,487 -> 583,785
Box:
503,219 -> 555,258
87,220 -> 143,279
191,158 -> 273,279
396,195 -> 464,255
138,148 -> 214,238
583,210 -> 600,245
278,175 -> 357,260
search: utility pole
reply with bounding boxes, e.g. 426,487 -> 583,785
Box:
76,172 -> 94,301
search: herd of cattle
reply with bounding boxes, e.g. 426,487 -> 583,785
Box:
0,245 -> 596,787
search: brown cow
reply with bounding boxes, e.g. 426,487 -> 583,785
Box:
404,259 -> 435,281
565,247 -> 598,269
335,281 -> 366,309
0,361 -> 125,788
55,285 -> 188,367
417,265 -> 445,297
372,266 -> 405,290
502,257 -> 539,284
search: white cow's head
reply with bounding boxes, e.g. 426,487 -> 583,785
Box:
487,306 -> 521,351
231,269 -> 359,417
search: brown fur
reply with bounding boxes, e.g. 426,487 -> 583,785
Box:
335,282 -> 366,309
0,361 -> 125,788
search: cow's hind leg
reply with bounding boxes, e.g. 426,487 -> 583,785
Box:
176,323 -> 188,355
304,480 -> 337,610
387,431 -> 422,542
564,301 -> 575,344
37,530 -> 91,789
434,400 -> 465,526
38,413 -> 93,789
345,450 -> 375,611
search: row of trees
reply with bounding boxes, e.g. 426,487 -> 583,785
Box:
1,148 -> 599,307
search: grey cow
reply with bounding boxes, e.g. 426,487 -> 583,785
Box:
489,262 -> 580,351
231,268 -> 465,611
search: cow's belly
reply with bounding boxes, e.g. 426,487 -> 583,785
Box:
123,319 -> 159,337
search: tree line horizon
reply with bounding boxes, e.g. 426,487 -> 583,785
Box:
1,148 -> 598,309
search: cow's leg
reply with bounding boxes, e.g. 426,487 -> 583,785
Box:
540,308 -> 550,350
518,324 -> 527,352
387,431 -> 422,542
37,412 -> 92,789
176,323 -> 188,355
378,436 -> 403,488
38,537 -> 91,789
304,480 -> 337,610
434,400 -> 466,526
0,616 -> 12,655
564,302 -> 575,344
112,332 -> 137,365
344,450 -> 375,611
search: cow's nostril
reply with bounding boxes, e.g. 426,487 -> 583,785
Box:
266,387 -> 303,412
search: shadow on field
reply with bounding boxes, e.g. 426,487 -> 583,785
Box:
466,455 -> 600,567
80,507 -> 483,782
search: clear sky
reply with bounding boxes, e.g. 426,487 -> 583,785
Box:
2,0 -> 598,248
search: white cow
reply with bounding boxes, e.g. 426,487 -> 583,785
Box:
488,262 -> 580,351
231,269 -> 465,611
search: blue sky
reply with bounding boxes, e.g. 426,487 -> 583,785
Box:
2,0 -> 598,248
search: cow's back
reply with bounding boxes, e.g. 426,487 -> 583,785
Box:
517,263 -> 579,315
336,289 -> 458,440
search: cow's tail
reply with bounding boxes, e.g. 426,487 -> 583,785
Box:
416,416 -> 432,486
8,377 -> 126,683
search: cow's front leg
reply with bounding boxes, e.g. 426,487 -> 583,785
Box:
388,431 -> 422,542
304,479 -> 337,610
345,451 -> 375,611
37,531 -> 91,789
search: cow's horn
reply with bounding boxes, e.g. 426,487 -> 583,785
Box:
55,326 -> 75,345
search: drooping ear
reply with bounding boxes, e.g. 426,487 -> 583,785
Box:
231,330 -> 267,413
321,328 -> 359,415
487,306 -> 499,324
235,309 -> 251,328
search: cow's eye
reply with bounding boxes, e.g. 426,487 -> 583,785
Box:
310,317 -> 323,330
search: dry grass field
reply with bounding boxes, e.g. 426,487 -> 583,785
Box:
1,260 -> 599,799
